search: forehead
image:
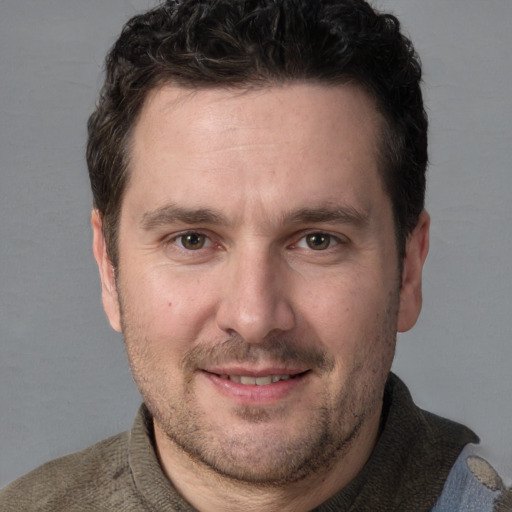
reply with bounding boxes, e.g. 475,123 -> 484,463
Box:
133,82 -> 382,154
125,82 -> 387,223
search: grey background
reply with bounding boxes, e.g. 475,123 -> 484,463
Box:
1,0 -> 511,490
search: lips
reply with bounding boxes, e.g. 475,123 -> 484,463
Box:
201,368 -> 310,403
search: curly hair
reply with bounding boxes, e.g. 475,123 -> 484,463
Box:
87,0 -> 427,266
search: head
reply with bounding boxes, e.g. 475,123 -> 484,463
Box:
87,0 -> 427,268
89,0 -> 430,497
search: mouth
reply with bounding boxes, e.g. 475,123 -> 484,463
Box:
200,369 -> 311,403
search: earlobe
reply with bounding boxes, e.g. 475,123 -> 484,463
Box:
397,210 -> 430,333
91,210 -> 122,333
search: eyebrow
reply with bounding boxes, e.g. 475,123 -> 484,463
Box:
140,204 -> 230,231
140,202 -> 369,231
285,205 -> 369,228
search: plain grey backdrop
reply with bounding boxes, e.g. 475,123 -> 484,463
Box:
1,0 -> 511,489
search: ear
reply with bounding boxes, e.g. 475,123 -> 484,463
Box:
397,210 -> 430,333
91,210 -> 122,332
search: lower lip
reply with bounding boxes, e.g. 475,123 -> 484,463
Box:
201,371 -> 309,404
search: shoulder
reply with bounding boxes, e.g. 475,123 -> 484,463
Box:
0,431 -> 135,512
432,444 -> 512,512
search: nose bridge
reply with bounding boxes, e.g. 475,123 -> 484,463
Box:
216,242 -> 295,343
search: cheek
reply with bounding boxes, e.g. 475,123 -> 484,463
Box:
299,272 -> 398,365
119,265 -> 220,351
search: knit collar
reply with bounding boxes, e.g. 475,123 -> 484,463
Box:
314,374 -> 478,511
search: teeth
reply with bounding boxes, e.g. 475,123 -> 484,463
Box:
255,376 -> 272,386
222,374 -> 293,385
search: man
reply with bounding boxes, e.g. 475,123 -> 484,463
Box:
1,0 -> 510,510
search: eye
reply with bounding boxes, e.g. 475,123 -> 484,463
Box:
174,232 -> 211,250
298,232 -> 340,251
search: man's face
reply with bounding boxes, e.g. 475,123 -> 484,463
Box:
93,83 -> 428,485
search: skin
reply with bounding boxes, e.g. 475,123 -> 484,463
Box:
92,83 -> 429,511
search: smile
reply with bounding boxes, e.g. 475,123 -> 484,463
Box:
202,369 -> 311,403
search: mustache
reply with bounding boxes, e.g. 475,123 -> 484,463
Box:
181,333 -> 335,374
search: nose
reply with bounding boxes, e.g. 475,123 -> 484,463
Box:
215,247 -> 296,343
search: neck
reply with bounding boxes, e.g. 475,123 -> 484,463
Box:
154,408 -> 381,512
